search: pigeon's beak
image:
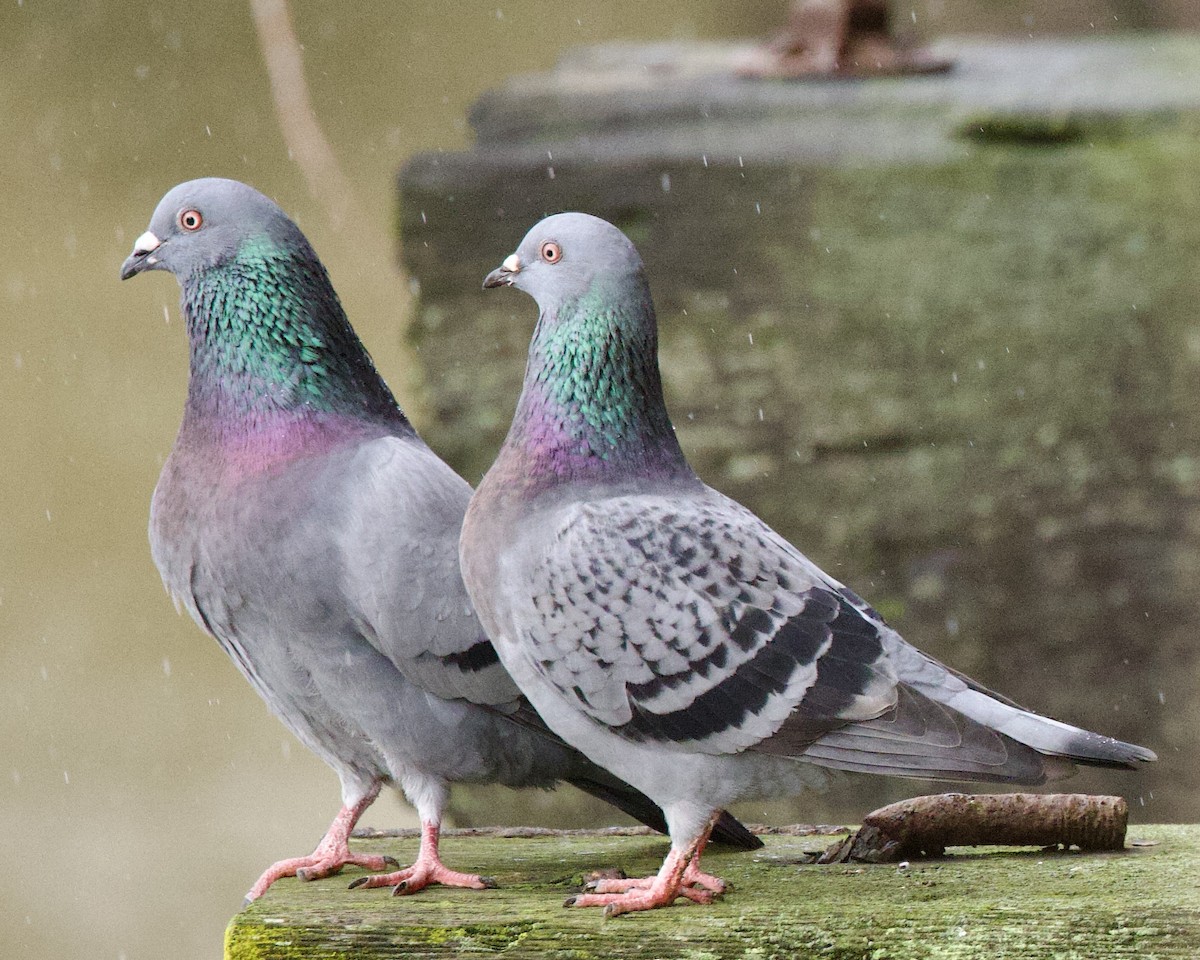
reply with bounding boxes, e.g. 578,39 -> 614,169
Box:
120,230 -> 163,280
483,253 -> 521,289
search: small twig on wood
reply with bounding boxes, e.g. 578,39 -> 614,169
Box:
820,793 -> 1129,864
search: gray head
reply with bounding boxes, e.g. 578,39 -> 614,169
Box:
120,178 -> 309,283
481,213 -> 690,487
483,212 -> 646,310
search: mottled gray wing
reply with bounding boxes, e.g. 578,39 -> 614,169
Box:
508,490 -> 898,755
336,436 -> 521,707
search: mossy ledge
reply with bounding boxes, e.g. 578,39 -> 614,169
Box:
226,824 -> 1198,959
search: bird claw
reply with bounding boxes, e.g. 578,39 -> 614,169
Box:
567,857 -> 726,914
352,861 -> 495,896
296,863 -> 342,882
684,868 -> 726,894
245,847 -> 395,900
582,874 -> 722,896
570,887 -> 711,915
597,884 -> 716,916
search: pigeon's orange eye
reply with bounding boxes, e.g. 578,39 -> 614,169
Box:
179,209 -> 203,231
539,240 -> 562,264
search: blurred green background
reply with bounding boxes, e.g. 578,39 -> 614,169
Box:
1,3 -> 1197,959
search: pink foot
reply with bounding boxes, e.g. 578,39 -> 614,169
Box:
566,813 -> 723,916
245,787 -> 389,903
349,860 -> 496,895
682,860 -> 727,895
347,821 -> 497,896
584,859 -> 726,896
567,874 -> 715,915
247,848 -> 397,901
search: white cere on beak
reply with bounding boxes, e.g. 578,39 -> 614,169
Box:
503,253 -> 521,273
133,230 -> 162,262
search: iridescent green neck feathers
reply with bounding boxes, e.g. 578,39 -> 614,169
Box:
180,235 -> 403,429
507,277 -> 691,488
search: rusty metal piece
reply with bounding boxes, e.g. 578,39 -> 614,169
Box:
738,0 -> 953,79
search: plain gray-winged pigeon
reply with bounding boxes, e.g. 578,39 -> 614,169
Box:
120,183 -> 759,904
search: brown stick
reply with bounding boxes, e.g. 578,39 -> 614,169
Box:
820,793 -> 1129,863
248,0 -> 359,233
247,0 -> 423,411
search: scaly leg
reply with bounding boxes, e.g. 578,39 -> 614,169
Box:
348,820 -> 497,895
244,783 -> 395,903
565,813 -> 722,916
582,832 -> 725,895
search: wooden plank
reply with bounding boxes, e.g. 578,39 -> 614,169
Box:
226,823 -> 1198,958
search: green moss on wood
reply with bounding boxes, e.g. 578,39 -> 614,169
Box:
954,113 -> 1173,146
226,825 -> 1199,959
